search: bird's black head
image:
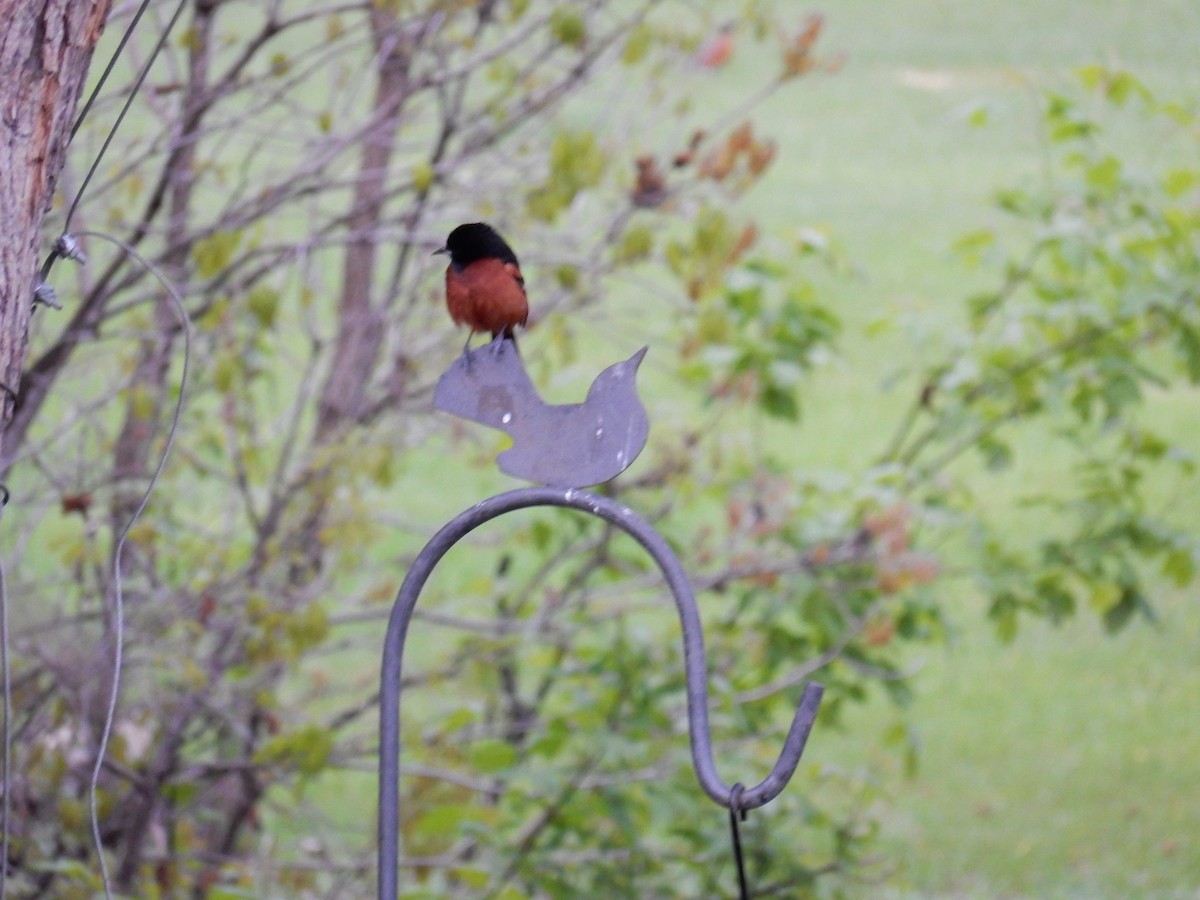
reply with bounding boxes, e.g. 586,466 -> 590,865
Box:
434,222 -> 520,268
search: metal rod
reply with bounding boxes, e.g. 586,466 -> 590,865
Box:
378,487 -> 824,898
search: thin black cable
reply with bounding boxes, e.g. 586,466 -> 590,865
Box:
65,0 -> 188,233
76,231 -> 191,900
37,0 -> 188,289
68,0 -> 154,144
66,0 -> 189,236
728,782 -> 749,900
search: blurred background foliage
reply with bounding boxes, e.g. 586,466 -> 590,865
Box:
3,0 -> 1199,896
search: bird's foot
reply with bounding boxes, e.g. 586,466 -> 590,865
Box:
488,333 -> 511,356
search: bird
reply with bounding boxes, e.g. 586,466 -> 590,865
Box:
433,222 -> 528,353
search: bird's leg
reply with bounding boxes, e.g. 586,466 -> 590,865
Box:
461,331 -> 477,369
488,332 -> 508,356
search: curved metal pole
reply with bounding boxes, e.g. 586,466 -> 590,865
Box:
379,487 -> 824,898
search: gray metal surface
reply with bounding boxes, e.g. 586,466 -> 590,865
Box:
378,487 -> 823,898
433,342 -> 649,487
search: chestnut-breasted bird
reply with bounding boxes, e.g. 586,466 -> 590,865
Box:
434,222 -> 528,351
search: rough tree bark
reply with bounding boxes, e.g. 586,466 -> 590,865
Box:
0,0 -> 112,463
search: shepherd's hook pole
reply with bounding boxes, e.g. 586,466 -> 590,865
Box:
378,487 -> 823,899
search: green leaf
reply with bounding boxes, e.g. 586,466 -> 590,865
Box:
1035,576 -> 1075,622
1162,167 -> 1198,198
411,160 -> 435,192
1085,155 -> 1122,195
759,382 -> 799,421
881,719 -> 921,777
1100,370 -> 1140,418
254,724 -> 333,777
1161,549 -> 1195,587
1103,70 -> 1150,107
951,228 -> 996,263
725,281 -> 763,317
977,435 -> 1013,471
554,265 -> 580,289
162,782 -> 199,804
1176,325 -> 1200,383
527,130 -> 608,222
1102,586 -> 1148,633
453,868 -> 491,889
246,285 -> 279,328
621,22 -> 653,65
414,803 -> 471,840
440,706 -> 477,733
549,8 -> 586,47
1088,581 -> 1120,615
1075,64 -> 1106,92
530,519 -> 553,551
994,187 -> 1033,214
193,230 -> 242,279
613,224 -> 654,263
988,592 -> 1019,643
468,738 -> 518,774
284,602 -> 330,654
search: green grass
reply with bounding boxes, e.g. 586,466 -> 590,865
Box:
813,587 -> 1200,900
715,2 -> 1200,897
303,3 -> 1200,895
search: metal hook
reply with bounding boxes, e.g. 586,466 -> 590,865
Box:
377,486 -> 824,898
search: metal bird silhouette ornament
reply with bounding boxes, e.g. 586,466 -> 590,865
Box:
433,221 -> 648,485
434,341 -> 649,487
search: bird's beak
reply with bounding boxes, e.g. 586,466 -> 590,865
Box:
432,246 -> 448,256
628,346 -> 648,368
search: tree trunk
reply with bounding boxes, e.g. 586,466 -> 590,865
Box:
315,3 -> 413,436
110,0 -> 212,530
0,0 -> 112,463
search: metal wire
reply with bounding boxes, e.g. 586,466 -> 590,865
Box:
65,0 -> 187,232
68,0 -> 153,144
36,0 -> 188,291
377,487 -> 824,898
77,232 -> 191,899
728,782 -> 749,900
